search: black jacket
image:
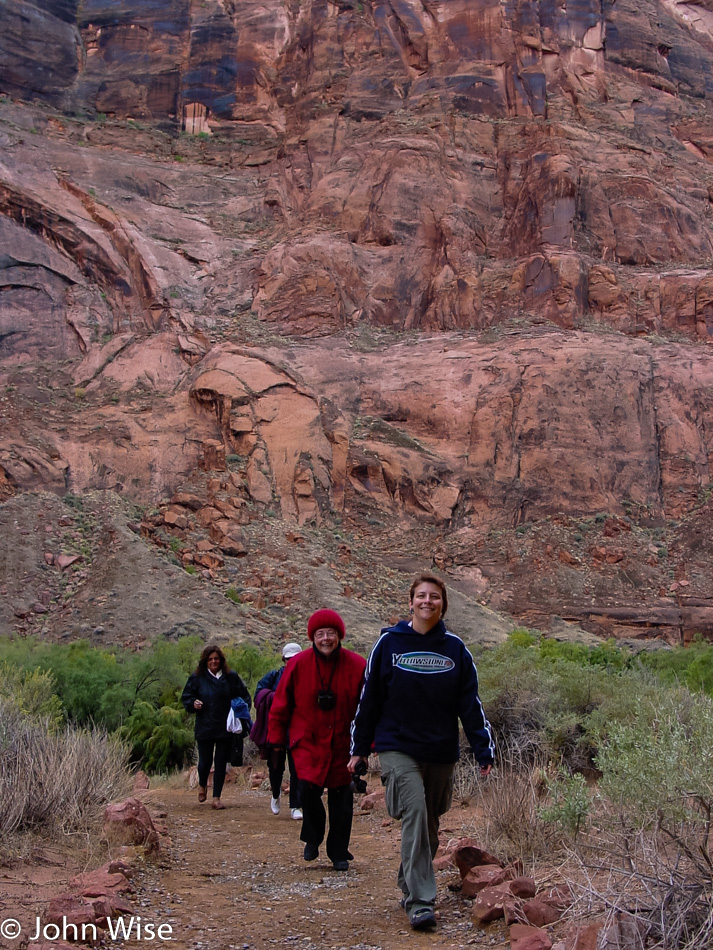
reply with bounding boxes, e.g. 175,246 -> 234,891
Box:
181,669 -> 250,741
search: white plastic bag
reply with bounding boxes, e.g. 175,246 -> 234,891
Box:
226,708 -> 243,734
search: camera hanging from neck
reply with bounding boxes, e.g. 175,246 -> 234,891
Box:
316,648 -> 339,711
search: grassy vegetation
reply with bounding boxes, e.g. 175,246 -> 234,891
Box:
0,689 -> 130,848
0,637 -> 280,774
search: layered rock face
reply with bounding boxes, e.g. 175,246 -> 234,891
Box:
3,0 -> 713,337
2,0 -> 713,640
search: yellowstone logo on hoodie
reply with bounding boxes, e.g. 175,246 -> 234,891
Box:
392,652 -> 456,674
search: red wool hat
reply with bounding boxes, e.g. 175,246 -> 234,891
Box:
307,608 -> 346,641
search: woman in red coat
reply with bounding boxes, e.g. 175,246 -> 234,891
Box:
268,609 -> 366,871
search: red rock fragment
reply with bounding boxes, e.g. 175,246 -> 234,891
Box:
510,922 -> 553,950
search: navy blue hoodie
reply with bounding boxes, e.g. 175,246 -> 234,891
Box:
350,620 -> 495,766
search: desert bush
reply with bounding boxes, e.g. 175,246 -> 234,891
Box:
0,635 -> 279,728
0,637 -> 138,728
637,635 -> 713,695
538,768 -> 591,839
0,662 -> 64,730
463,736 -> 560,868
0,697 -> 131,839
121,701 -> 194,772
0,637 -> 281,774
565,688 -> 713,949
225,643 -> 281,695
595,687 -> 713,827
476,632 -> 674,772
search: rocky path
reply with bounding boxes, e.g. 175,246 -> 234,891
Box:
130,779 -> 503,950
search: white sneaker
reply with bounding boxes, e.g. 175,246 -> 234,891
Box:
291,808 -> 303,820
270,796 -> 281,815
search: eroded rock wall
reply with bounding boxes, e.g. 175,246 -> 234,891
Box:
1,0 -> 713,640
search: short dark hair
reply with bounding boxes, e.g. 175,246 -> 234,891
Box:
409,573 -> 448,618
195,644 -> 230,675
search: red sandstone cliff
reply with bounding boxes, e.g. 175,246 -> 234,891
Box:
2,0 -> 713,643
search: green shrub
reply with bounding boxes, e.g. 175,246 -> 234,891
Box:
0,663 -> 64,730
0,637 -> 281,772
595,688 -> 713,827
0,636 -> 202,729
581,689 -> 713,949
225,643 -> 280,695
539,768 -> 591,838
121,701 -> 194,773
637,637 -> 713,695
477,632 -> 666,770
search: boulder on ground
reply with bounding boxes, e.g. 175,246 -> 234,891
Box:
70,864 -> 132,897
510,876 -> 537,899
472,884 -> 512,922
510,922 -> 553,950
523,898 -> 562,927
462,864 -> 509,896
103,797 -> 160,852
454,844 -> 503,878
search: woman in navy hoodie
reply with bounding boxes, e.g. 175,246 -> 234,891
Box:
349,574 -> 494,931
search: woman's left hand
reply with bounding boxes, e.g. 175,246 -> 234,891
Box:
479,763 -> 492,777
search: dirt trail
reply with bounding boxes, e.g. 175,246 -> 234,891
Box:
130,777 -> 502,950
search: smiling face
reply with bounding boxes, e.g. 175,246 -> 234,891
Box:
207,651 -> 222,673
312,627 -> 340,657
409,582 -> 444,633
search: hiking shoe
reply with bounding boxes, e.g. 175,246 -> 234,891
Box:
270,796 -> 280,815
332,860 -> 349,871
303,843 -> 319,861
410,908 -> 436,931
291,808 -> 303,820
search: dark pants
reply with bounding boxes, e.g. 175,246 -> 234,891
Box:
298,779 -> 353,862
196,736 -> 232,798
269,748 -> 300,808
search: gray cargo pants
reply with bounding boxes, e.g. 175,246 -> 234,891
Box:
379,751 -> 455,919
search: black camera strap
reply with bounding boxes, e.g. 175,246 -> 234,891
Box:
316,648 -> 339,694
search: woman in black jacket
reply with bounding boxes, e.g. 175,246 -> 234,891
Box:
181,644 -> 251,810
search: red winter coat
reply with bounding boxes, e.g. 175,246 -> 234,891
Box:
267,645 -> 366,788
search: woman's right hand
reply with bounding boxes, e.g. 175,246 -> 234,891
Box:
348,755 -> 366,774
193,699 -> 203,710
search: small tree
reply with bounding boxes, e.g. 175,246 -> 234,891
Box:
121,701 -> 194,773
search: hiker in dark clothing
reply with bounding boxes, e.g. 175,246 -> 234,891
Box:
182,644 -> 250,810
349,574 -> 494,930
252,642 -> 303,819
